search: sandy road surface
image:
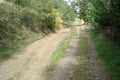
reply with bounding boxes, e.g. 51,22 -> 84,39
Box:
47,35 -> 79,80
46,22 -> 107,80
0,28 -> 70,80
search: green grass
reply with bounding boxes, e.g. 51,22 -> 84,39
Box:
45,28 -> 76,74
0,32 -> 43,62
72,31 -> 90,80
89,29 -> 120,80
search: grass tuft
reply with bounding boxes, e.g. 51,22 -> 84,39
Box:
89,29 -> 120,80
45,28 -> 76,74
0,32 -> 43,62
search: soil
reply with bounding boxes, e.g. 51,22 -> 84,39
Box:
46,21 -> 108,80
0,28 -> 70,80
0,20 -> 108,80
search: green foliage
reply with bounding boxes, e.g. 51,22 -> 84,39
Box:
62,6 -> 76,21
0,0 -> 76,60
51,0 -> 76,21
52,9 -> 61,29
75,0 -> 120,41
75,0 -> 120,78
0,1 -> 54,46
6,0 -> 33,7
90,29 -> 120,80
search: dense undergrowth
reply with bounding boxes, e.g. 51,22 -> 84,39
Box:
90,29 -> 120,80
72,0 -> 120,41
0,2 -> 52,60
0,0 -> 76,61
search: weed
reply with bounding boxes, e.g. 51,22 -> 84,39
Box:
89,29 -> 120,80
45,28 -> 76,74
0,32 -> 43,62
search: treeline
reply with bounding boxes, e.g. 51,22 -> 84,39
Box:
72,0 -> 120,41
0,0 -> 76,59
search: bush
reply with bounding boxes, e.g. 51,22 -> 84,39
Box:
90,29 -> 120,80
0,0 -> 76,60
0,1 -> 59,47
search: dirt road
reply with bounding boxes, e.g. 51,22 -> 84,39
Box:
46,24 -> 108,80
0,29 -> 70,80
0,20 -> 107,80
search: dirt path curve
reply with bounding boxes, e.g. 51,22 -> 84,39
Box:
0,28 -> 71,80
47,21 -> 108,80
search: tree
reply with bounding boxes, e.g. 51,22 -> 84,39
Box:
75,0 -> 120,40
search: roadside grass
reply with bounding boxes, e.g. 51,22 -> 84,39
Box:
45,28 -> 76,74
72,31 -> 90,80
0,32 -> 43,62
89,29 -> 120,80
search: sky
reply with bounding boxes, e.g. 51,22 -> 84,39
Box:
64,0 -> 73,5
64,0 -> 80,13
64,0 -> 76,2
64,0 -> 74,2
64,0 -> 77,5
64,0 -> 70,2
